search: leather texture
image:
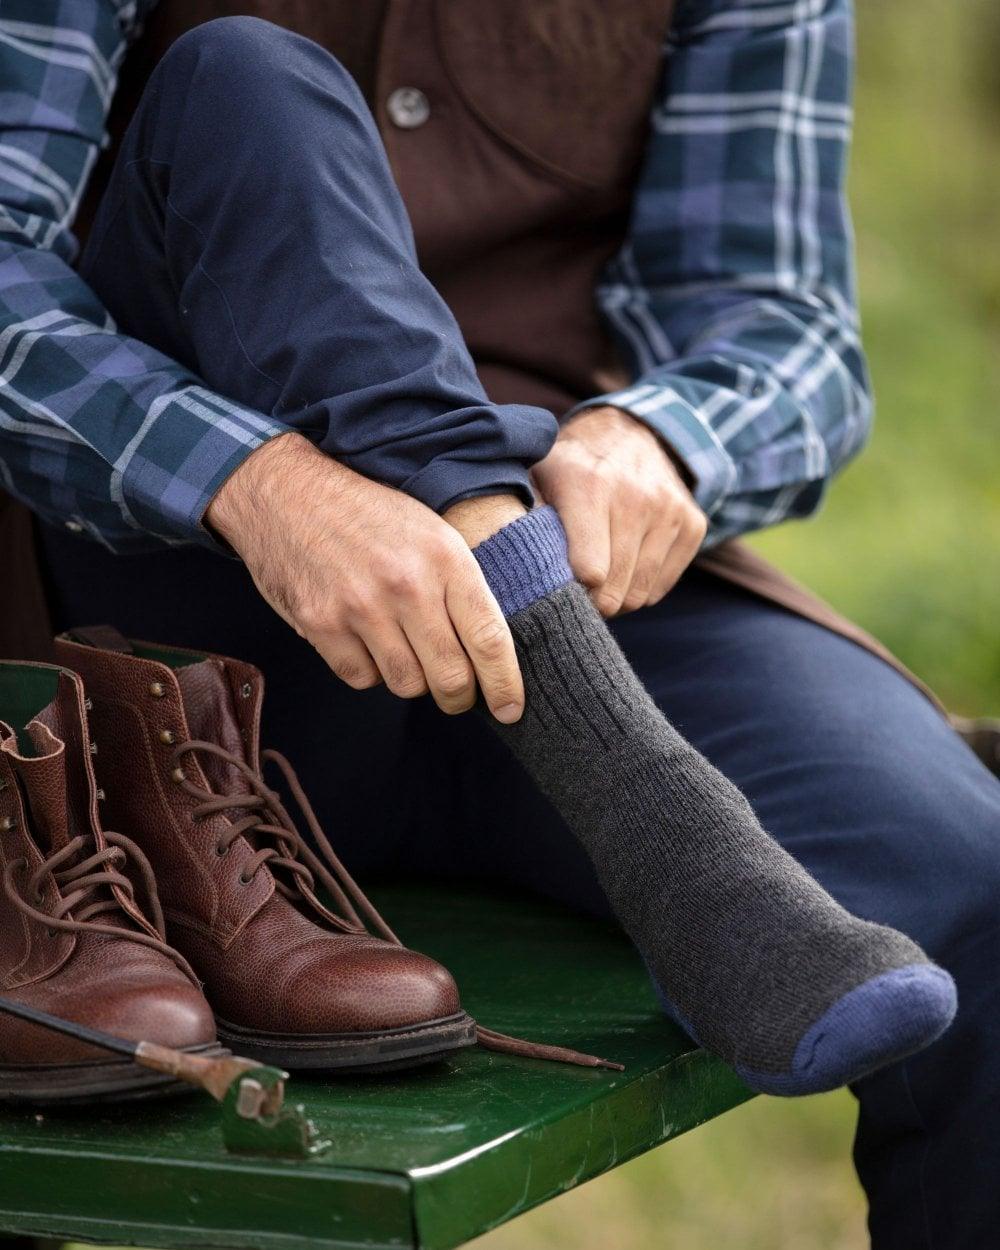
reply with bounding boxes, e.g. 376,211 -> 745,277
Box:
0,663 -> 215,1066
55,637 -> 462,1037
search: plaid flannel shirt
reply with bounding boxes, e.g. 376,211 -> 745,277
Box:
0,0 -> 871,553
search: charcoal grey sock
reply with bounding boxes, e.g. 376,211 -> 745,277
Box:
474,508 -> 956,1094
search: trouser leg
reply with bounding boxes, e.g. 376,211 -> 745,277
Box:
79,15 -> 555,513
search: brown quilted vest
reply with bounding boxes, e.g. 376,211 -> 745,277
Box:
0,0 -> 934,708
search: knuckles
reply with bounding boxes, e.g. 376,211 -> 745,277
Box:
573,560 -> 610,589
385,666 -> 428,698
434,665 -> 475,700
295,599 -> 339,637
592,590 -> 622,618
689,510 -> 709,543
338,665 -> 381,691
466,618 -> 508,659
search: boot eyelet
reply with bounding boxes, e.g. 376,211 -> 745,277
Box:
159,729 -> 175,745
149,682 -> 166,698
34,892 -> 44,905
240,682 -> 252,699
1,817 -> 15,832
215,842 -> 229,858
238,871 -> 253,886
46,928 -> 57,939
171,767 -> 186,783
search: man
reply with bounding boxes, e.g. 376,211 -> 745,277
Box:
0,1 -> 997,1245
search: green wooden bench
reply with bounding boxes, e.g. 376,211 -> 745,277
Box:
0,883 -> 752,1250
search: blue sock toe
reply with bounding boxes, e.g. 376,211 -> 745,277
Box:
736,964 -> 958,1097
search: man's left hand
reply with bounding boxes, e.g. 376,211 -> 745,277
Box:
532,405 -> 707,617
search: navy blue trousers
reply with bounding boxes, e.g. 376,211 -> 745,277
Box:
42,18 -> 1000,1248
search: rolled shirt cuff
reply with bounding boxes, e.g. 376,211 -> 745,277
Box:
119,387 -> 292,553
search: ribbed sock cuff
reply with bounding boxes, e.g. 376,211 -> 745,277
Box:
473,506 -> 574,617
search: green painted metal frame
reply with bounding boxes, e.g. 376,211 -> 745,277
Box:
0,886 -> 752,1250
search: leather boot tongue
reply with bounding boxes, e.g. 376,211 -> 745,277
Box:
175,659 -> 252,798
13,716 -> 72,853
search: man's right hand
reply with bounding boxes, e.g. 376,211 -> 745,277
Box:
206,433 -> 525,723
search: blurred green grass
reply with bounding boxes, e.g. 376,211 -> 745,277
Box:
477,3 -> 999,1248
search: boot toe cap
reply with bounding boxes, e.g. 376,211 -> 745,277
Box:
103,978 -> 219,1051
283,941 -> 462,1035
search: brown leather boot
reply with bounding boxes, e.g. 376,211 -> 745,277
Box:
0,661 -> 219,1103
55,630 -> 477,1072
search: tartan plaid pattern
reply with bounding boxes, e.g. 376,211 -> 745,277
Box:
0,0 -> 870,553
0,0 -> 289,552
587,0 -> 872,544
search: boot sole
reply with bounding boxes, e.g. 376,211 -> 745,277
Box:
215,1010 -> 478,1072
0,1042 -> 229,1106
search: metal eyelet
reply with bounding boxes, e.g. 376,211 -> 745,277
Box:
149,682 -> 166,698
238,871 -> 253,886
215,842 -> 228,857
240,682 -> 252,699
84,697 -> 93,712
96,788 -> 106,802
171,767 -> 186,783
89,741 -> 98,756
1,817 -> 14,832
159,729 -> 175,745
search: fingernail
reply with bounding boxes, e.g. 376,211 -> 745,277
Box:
494,703 -> 522,724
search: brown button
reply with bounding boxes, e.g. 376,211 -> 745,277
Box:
387,87 -> 430,129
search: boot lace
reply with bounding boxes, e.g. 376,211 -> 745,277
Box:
3,831 -> 194,977
173,739 -> 622,1071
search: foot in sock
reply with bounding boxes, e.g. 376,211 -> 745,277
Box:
472,507 -> 957,1095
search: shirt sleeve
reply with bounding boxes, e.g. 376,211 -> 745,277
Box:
578,0 -> 873,546
0,0 -> 291,553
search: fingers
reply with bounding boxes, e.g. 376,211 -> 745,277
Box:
591,505 -> 644,617
621,518 -> 676,613
311,634 -> 382,691
400,609 -> 478,715
558,484 -> 612,596
354,623 -> 428,700
648,508 -> 708,604
446,571 -> 525,724
591,502 -> 708,617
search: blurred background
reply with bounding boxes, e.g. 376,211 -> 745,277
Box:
477,2 -> 1000,1247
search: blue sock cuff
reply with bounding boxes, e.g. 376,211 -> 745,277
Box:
473,506 -> 575,618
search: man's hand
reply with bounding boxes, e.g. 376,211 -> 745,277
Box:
532,406 -> 707,617
207,433 -> 525,722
